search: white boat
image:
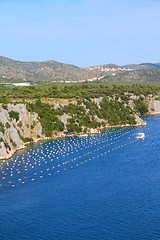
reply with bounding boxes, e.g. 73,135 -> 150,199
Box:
136,132 -> 145,140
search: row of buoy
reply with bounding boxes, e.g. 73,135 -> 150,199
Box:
0,115 -> 160,189
0,127 -> 134,186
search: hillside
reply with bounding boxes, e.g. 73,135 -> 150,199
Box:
0,57 -> 102,82
103,69 -> 160,84
1,56 -> 160,84
124,63 -> 160,70
0,84 -> 160,160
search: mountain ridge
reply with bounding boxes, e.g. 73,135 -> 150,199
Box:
1,56 -> 160,84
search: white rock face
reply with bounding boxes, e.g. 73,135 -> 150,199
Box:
60,113 -> 71,128
148,98 -> 160,114
153,100 -> 160,113
92,97 -> 103,109
0,104 -> 44,160
88,128 -> 100,134
94,115 -> 106,123
129,94 -> 139,100
134,114 -> 146,126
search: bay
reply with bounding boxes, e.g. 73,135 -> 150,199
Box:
0,115 -> 160,240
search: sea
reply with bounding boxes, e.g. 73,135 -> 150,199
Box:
0,115 -> 160,240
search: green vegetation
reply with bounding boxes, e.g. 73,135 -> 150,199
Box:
22,137 -> 34,143
31,121 -> 37,129
0,137 -> 11,151
17,121 -> 22,128
0,83 -> 160,101
0,95 -> 9,104
4,141 -> 11,151
27,94 -> 138,135
9,111 -> 19,121
0,83 -> 160,136
2,104 -> 8,110
9,137 -> 17,147
0,122 -> 5,134
0,138 -> 11,150
133,98 -> 148,115
5,122 -> 10,129
99,97 -> 136,125
26,100 -> 64,137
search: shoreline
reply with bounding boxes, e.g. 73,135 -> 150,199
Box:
0,120 -> 147,161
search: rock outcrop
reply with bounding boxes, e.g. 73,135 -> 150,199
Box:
0,104 -> 44,160
147,97 -> 160,114
134,114 -> 146,126
0,95 -> 160,160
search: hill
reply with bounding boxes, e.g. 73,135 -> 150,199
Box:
103,69 -> 160,84
1,83 -> 160,159
1,56 -> 160,84
0,57 -> 102,82
124,63 -> 160,70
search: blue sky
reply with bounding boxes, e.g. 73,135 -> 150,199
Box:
0,0 -> 160,66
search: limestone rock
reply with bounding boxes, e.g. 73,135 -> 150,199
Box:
148,98 -> 160,114
134,114 -> 146,126
0,104 -> 44,160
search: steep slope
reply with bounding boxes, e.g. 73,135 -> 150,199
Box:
0,104 -> 44,159
1,92 -> 160,160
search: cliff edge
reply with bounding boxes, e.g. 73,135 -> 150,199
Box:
0,95 -> 159,160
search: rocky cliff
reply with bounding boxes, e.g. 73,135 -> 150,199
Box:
0,104 -> 44,160
0,95 -> 160,160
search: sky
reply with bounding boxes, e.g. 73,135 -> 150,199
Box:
0,0 -> 160,67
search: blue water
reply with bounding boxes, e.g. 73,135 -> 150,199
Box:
0,115 -> 160,240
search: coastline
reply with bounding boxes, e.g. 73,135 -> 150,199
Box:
0,120 -> 147,161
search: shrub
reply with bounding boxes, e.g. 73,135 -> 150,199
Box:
31,121 -> 37,129
23,137 -> 34,143
5,122 -> 10,129
0,96 -> 9,104
9,111 -> 19,121
4,141 -> 11,150
2,104 -> 8,110
134,99 -> 148,115
26,101 -> 64,137
0,122 -> 5,134
10,137 -> 17,147
17,121 -> 22,128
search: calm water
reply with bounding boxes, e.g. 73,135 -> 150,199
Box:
0,115 -> 160,240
